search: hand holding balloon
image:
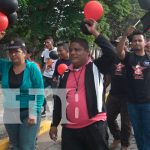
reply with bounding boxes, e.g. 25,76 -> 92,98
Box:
80,19 -> 100,37
57,64 -> 68,75
84,19 -> 100,37
80,21 -> 92,35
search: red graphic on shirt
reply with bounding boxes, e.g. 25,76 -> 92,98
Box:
132,63 -> 146,79
115,63 -> 125,75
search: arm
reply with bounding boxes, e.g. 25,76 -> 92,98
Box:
117,35 -> 127,60
51,95 -> 62,128
49,87 -> 62,141
41,50 -> 45,68
30,63 -> 44,116
85,19 -> 116,74
41,57 -> 45,68
117,26 -> 135,60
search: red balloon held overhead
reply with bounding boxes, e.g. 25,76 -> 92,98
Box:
57,64 -> 68,75
84,1 -> 104,21
0,12 -> 8,31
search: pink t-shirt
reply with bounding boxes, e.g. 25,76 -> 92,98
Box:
65,61 -> 106,128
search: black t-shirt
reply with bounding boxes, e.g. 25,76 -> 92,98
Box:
124,52 -> 150,103
9,67 -> 29,111
9,66 -> 24,88
110,57 -> 128,96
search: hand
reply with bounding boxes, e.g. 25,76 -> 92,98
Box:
0,31 -> 6,40
53,77 -> 58,82
123,26 -> 135,37
84,18 -> 100,37
27,115 -> 37,126
49,126 -> 58,141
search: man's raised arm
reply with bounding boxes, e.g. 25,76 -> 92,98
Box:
117,26 -> 135,60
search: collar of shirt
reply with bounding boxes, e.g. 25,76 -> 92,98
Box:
69,58 -> 92,71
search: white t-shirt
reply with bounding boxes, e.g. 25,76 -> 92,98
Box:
42,47 -> 58,78
43,59 -> 57,78
41,47 -> 57,63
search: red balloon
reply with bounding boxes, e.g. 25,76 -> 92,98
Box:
84,1 -> 104,21
0,12 -> 8,31
57,64 -> 68,75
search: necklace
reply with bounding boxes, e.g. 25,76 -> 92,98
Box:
73,67 -> 84,93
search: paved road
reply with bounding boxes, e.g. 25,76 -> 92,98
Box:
37,124 -> 138,150
0,94 -> 138,150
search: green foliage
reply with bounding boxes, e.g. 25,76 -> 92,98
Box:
4,0 -> 146,51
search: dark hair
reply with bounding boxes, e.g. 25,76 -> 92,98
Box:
129,30 -> 145,42
70,38 -> 89,52
44,36 -> 54,44
57,42 -> 69,52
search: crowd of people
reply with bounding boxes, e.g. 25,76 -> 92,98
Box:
0,19 -> 150,150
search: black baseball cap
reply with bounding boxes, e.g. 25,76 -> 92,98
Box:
8,39 -> 26,51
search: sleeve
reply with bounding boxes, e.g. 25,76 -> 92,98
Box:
0,59 -> 9,73
41,51 -> 45,68
51,95 -> 62,127
93,35 -> 117,74
51,79 -> 63,127
30,63 -> 44,115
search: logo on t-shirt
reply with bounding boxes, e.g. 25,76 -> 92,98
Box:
115,62 -> 125,75
143,60 -> 150,67
132,63 -> 146,79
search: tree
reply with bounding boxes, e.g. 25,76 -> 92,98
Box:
3,0 -> 145,55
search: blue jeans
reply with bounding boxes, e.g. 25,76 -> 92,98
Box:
128,103 -> 150,150
4,109 -> 41,150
